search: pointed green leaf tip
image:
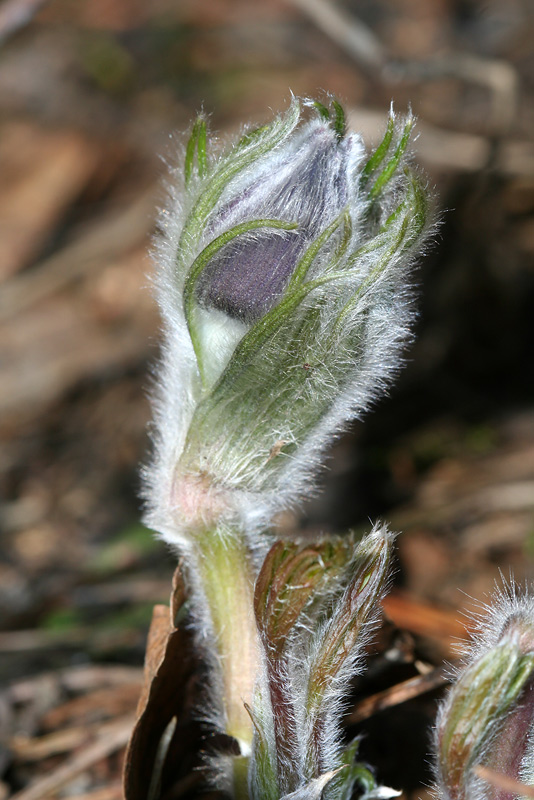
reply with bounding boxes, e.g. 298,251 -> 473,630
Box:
333,738 -> 380,800
306,532 -> 392,711
368,115 -> 414,200
280,770 -> 342,800
184,115 -> 207,185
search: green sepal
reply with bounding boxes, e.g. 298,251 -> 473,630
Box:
331,168 -> 426,341
200,208 -> 356,401
286,210 -> 348,293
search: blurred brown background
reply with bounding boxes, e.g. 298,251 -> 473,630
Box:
1,0 -> 534,798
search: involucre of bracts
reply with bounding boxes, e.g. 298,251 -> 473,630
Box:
142,96 -> 429,547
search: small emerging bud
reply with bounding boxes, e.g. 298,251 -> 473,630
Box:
303,528 -> 393,782
434,589 -> 534,800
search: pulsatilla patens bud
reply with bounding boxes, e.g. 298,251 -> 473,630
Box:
144,97 -> 428,544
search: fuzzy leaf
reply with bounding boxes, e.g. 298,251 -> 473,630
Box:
306,530 -> 393,709
254,538 -> 352,658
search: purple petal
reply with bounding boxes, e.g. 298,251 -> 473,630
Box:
197,125 -> 349,321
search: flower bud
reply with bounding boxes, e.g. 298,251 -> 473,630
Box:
144,97 -> 428,544
198,121 -> 349,322
434,590 -> 534,800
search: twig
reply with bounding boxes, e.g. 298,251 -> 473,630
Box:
10,724 -> 99,761
474,765 -> 534,798
0,0 -> 49,45
0,188 -> 156,323
287,0 -> 384,72
41,684 -> 142,729
9,715 -> 134,800
59,784 -> 123,800
386,54 -> 518,134
286,0 -> 519,133
4,665 -> 143,704
347,666 -> 450,724
0,626 -> 142,652
381,590 -> 470,656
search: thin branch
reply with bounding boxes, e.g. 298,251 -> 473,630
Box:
347,666 -> 450,724
287,0 -> 384,72
285,0 -> 519,133
474,765 -> 534,798
0,0 -> 49,46
10,716 -> 134,800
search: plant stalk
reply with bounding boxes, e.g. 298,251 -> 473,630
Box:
195,525 -> 261,796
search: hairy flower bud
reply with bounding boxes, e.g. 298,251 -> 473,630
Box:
198,121 -> 349,321
434,589 -> 534,800
144,97 -> 428,545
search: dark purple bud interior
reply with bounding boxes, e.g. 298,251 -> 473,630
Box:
196,129 -> 348,322
197,233 -> 304,321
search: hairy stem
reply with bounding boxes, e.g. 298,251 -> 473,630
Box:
195,525 -> 261,795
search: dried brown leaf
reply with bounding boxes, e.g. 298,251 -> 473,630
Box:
123,565 -> 201,800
